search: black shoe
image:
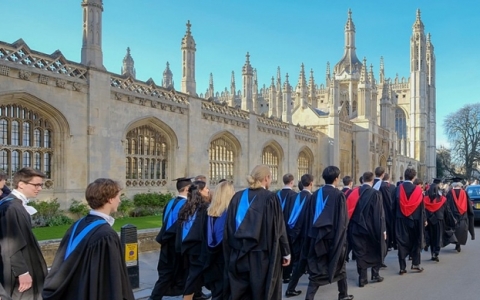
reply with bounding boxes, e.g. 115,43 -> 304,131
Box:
193,292 -> 211,300
399,269 -> 407,275
371,275 -> 384,282
455,244 -> 461,252
285,290 -> 302,297
424,245 -> 429,251
339,295 -> 354,300
358,278 -> 368,287
283,278 -> 290,284
408,256 -> 412,261
381,263 -> 387,268
411,265 -> 424,272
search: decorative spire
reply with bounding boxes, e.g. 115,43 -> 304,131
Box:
181,20 -> 196,50
334,9 -> 361,75
283,73 -> 291,92
368,63 -> 375,85
121,47 -> 135,78
379,56 -> 385,83
242,52 -> 253,75
298,63 -> 307,87
231,71 -> 235,85
360,57 -> 369,83
162,61 -> 174,89
413,8 -> 424,32
277,67 -> 282,87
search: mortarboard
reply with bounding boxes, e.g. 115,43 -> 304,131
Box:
172,177 -> 193,190
451,177 -> 464,183
432,178 -> 442,184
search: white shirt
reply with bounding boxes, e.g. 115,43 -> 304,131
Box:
89,210 -> 115,226
11,189 -> 38,215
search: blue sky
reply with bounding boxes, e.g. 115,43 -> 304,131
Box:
2,0 -> 479,147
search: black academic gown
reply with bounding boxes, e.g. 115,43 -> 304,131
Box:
150,196 -> 187,298
393,182 -> 425,265
424,196 -> 454,255
0,195 -> 47,300
349,185 -> 386,269
378,181 -> 396,249
177,206 -> 208,295
305,185 -> 348,286
276,188 -> 297,279
284,190 -> 311,263
446,189 -> 475,245
224,188 -> 289,300
42,214 -> 134,300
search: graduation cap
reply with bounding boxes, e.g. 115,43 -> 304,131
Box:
451,177 -> 464,183
432,178 -> 442,184
172,177 -> 193,190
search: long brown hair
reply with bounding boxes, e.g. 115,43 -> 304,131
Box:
178,180 -> 209,223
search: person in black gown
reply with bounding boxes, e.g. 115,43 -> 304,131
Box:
349,171 -> 386,287
393,168 -> 425,275
304,166 -> 354,300
149,177 -> 192,300
203,181 -> 235,300
42,178 -> 134,300
177,181 -> 211,300
445,177 -> 475,252
223,165 -> 290,300
285,174 -> 314,298
0,167 -> 48,300
276,173 -> 297,284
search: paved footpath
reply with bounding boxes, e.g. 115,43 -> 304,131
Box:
135,225 -> 480,300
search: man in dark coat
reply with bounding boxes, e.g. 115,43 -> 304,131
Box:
445,177 -> 475,252
224,165 -> 290,300
276,173 -> 297,284
341,176 -> 353,197
304,166 -> 354,300
285,174 -> 314,298
42,178 -> 134,300
149,177 -> 192,299
393,168 -> 425,275
0,167 -> 48,300
373,167 -> 396,252
349,171 -> 386,287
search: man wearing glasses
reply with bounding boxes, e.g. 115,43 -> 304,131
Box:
0,167 -> 48,300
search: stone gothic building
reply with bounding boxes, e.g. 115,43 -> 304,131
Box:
0,1 -> 435,205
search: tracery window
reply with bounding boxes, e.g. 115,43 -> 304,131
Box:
209,137 -> 235,185
395,108 -> 407,139
262,146 -> 279,185
0,105 -> 54,183
125,125 -> 168,187
297,150 -> 312,180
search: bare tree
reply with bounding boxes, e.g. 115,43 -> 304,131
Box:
443,103 -> 480,179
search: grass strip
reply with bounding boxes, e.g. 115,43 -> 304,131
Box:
33,215 -> 162,241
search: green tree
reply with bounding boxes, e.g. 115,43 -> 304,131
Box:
443,103 -> 480,179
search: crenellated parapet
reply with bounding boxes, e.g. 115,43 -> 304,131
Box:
201,100 -> 249,128
0,40 -> 88,92
110,75 -> 189,114
294,126 -> 318,143
257,115 -> 289,137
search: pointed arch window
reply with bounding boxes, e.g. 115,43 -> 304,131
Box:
0,104 -> 54,182
395,108 -> 407,139
297,150 -> 312,180
209,137 -> 235,185
125,125 -> 169,187
262,145 -> 279,184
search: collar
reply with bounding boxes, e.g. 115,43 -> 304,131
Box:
177,195 -> 187,199
363,183 -> 373,187
89,210 -> 115,226
326,184 -> 336,188
404,180 -> 413,184
303,189 -> 313,194
11,190 -> 38,215
282,186 -> 292,190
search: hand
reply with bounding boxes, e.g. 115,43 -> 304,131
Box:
18,273 -> 32,293
424,221 -> 428,227
383,232 -> 387,240
282,257 -> 291,267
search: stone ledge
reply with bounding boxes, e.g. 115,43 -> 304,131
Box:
39,228 -> 161,266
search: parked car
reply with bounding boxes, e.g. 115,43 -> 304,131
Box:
466,185 -> 480,222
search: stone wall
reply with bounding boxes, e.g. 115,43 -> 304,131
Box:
39,228 -> 161,266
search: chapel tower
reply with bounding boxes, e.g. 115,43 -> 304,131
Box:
181,20 -> 196,95
81,0 -> 105,69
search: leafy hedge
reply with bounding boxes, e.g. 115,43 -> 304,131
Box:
28,192 -> 174,228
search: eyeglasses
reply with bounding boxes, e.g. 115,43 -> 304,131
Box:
25,182 -> 44,188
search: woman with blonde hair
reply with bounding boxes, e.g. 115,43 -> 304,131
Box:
223,165 -> 290,300
203,181 -> 235,300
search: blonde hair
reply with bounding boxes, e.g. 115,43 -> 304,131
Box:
246,165 -> 271,189
208,181 -> 235,217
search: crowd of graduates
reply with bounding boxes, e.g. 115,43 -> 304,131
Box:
148,164 -> 475,300
0,164 -> 475,300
